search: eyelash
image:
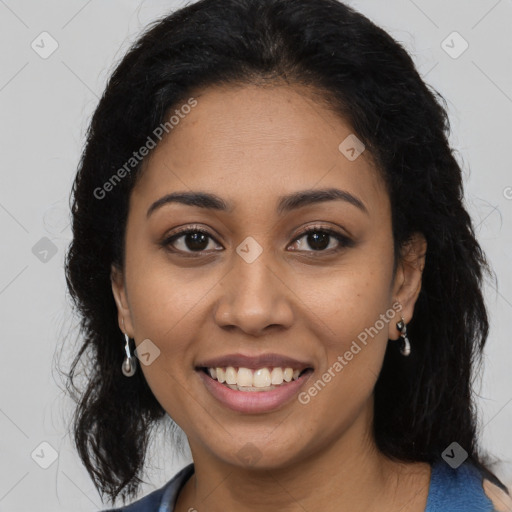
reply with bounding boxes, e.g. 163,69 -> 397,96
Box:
160,224 -> 353,256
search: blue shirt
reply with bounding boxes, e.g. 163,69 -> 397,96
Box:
102,460 -> 501,511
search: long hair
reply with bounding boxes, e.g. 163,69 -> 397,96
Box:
62,0 -> 504,504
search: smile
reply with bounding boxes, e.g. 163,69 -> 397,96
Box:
196,366 -> 314,413
201,366 -> 310,390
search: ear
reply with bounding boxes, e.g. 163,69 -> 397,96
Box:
388,232 -> 427,340
110,264 -> 134,338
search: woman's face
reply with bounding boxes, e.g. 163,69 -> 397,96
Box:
111,83 -> 425,469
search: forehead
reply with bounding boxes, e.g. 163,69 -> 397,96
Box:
134,83 -> 388,218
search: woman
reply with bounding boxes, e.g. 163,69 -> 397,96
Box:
63,0 -> 511,510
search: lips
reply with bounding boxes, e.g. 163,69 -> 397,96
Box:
194,352 -> 315,412
195,352 -> 314,372
197,366 -> 314,413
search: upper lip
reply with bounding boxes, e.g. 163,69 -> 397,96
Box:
195,353 -> 314,371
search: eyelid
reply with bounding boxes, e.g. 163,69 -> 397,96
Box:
161,224 -> 223,252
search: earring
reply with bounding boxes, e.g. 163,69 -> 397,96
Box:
396,316 -> 411,357
122,332 -> 137,377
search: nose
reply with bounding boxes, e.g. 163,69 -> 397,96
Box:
213,250 -> 295,337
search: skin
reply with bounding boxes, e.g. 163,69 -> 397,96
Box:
111,83 -> 433,512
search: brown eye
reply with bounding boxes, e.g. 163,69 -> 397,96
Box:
179,231 -> 210,251
289,227 -> 353,252
162,227 -> 222,254
304,231 -> 330,251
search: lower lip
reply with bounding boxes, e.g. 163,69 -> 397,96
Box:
197,369 -> 313,414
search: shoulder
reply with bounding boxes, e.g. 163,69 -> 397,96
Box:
483,478 -> 512,511
426,459 -> 511,512
100,463 -> 195,512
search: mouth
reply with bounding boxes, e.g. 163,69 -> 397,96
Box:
197,365 -> 313,391
195,365 -> 314,413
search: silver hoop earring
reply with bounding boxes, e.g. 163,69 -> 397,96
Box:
396,316 -> 411,357
122,333 -> 137,377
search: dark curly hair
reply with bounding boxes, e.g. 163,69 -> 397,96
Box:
61,0 -> 506,505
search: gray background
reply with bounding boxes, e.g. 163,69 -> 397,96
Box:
0,0 -> 511,510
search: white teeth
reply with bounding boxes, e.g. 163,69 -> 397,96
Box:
225,366 -> 237,385
206,366 -> 308,388
237,367 -> 253,387
216,367 -> 226,383
270,367 -> 284,385
253,368 -> 271,388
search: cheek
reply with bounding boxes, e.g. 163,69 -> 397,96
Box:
124,263 -> 208,426
126,253 -> 218,339
292,249 -> 394,409
295,279 -> 391,433
296,250 -> 394,344
122,264 -> 200,390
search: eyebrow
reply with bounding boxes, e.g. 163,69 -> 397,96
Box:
146,187 -> 369,218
